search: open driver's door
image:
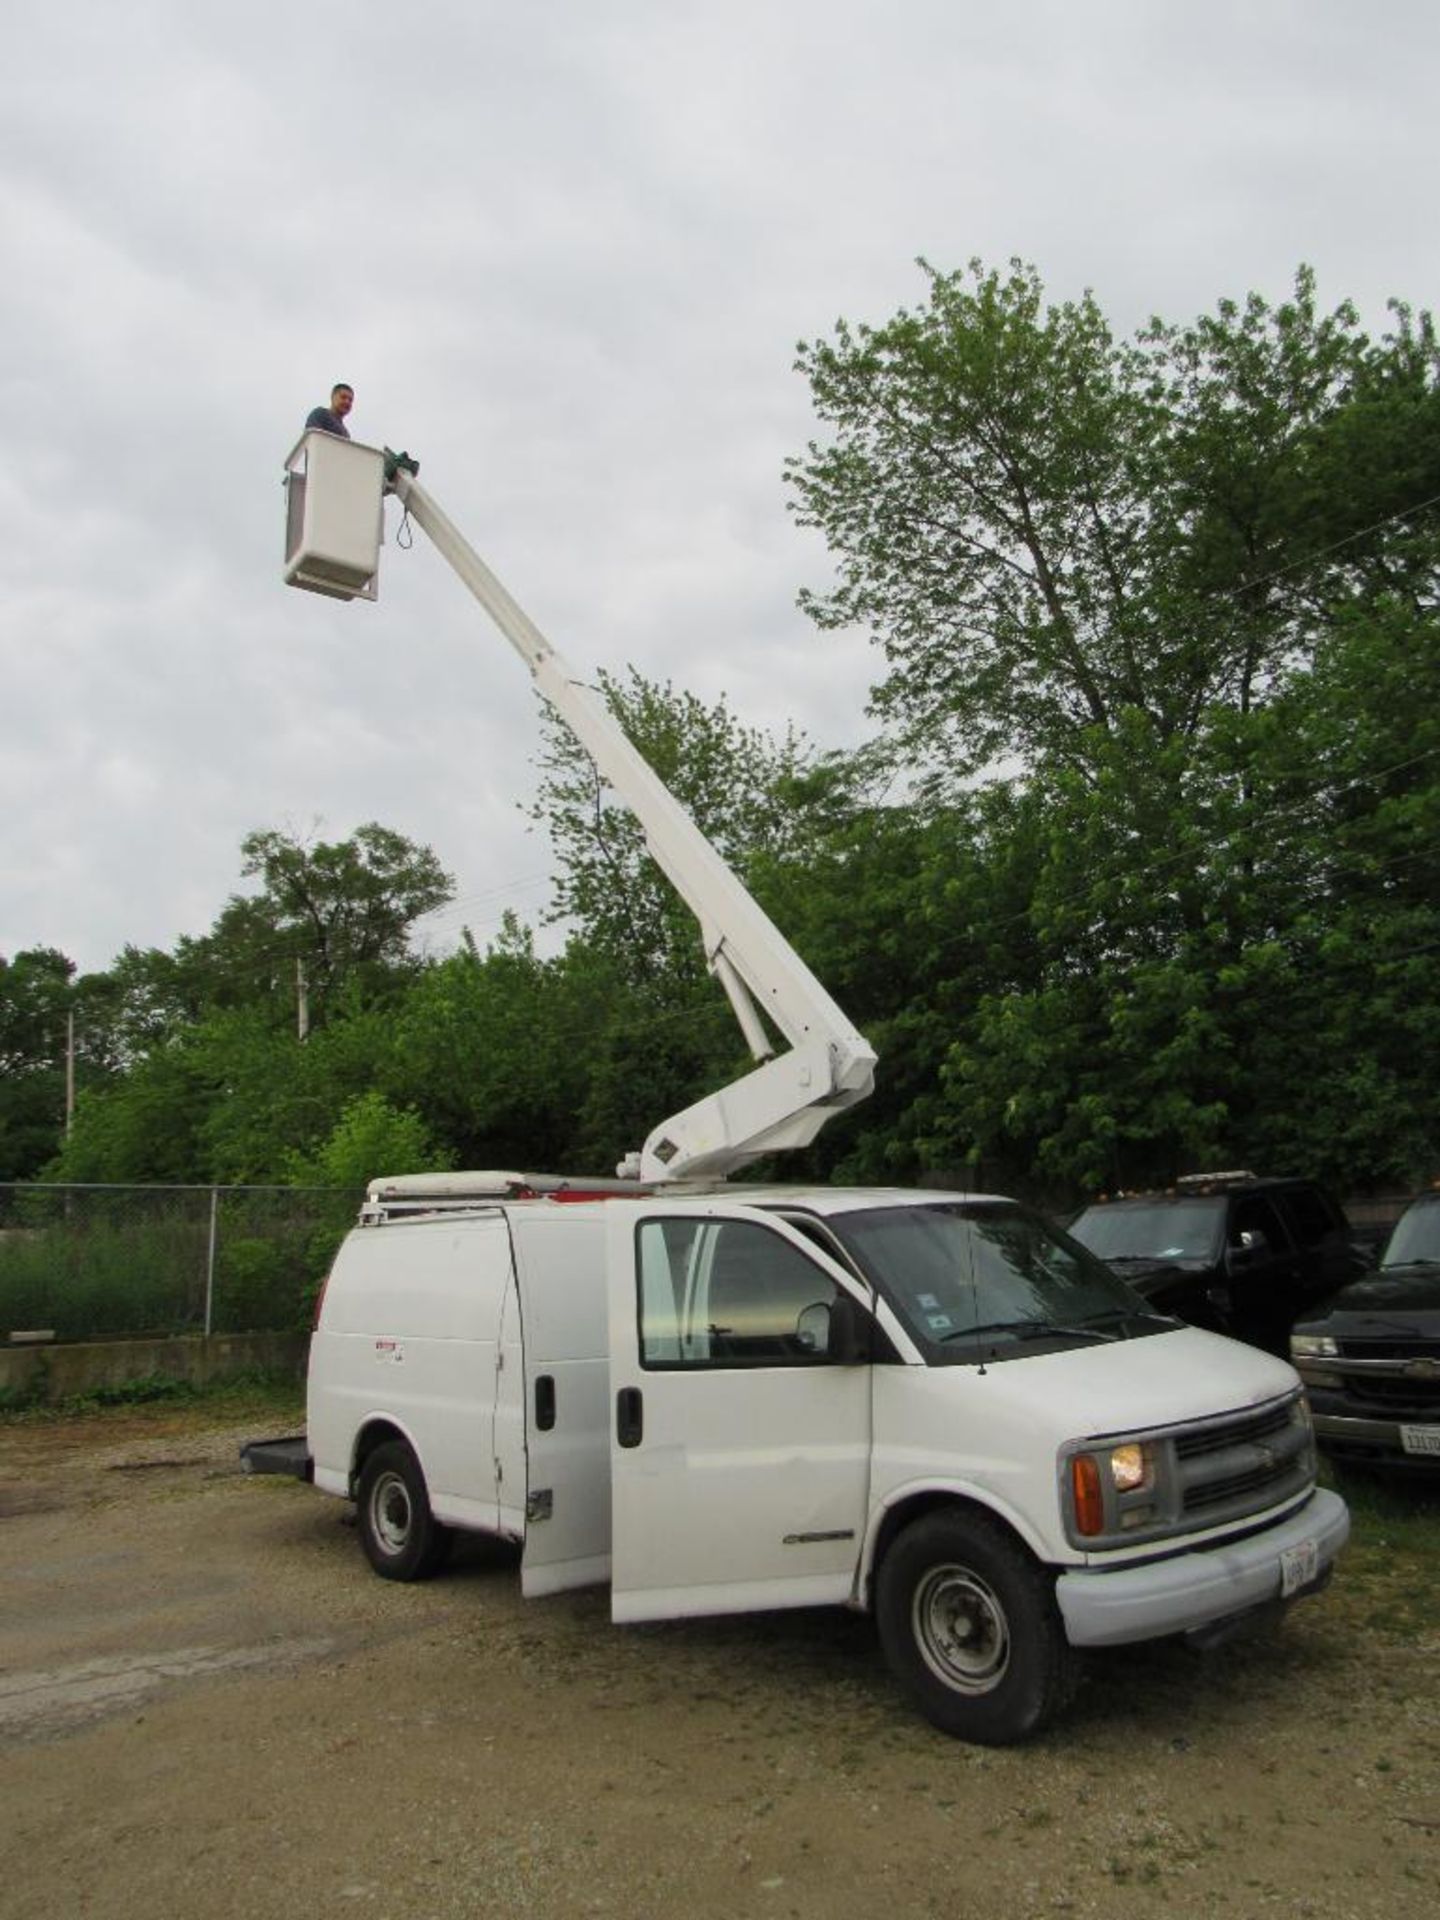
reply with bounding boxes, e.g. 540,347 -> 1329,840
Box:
606,1203 -> 873,1624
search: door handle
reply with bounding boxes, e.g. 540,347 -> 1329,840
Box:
535,1374 -> 556,1432
616,1386 -> 643,1449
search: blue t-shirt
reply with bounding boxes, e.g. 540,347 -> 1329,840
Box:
305,407 -> 350,438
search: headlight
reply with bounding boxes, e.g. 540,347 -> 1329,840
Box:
1290,1333 -> 1339,1359
1068,1442 -> 1159,1537
1109,1441 -> 1153,1492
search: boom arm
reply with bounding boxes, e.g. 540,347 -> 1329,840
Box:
388,468 -> 875,1183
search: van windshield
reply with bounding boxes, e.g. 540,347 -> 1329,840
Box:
827,1202 -> 1168,1361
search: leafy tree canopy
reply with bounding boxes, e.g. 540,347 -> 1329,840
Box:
286,1090 -> 453,1190
184,822 -> 454,1027
789,260 -> 1440,785
528,668 -> 817,985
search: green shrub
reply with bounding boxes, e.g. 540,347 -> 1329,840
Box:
0,1188 -> 360,1342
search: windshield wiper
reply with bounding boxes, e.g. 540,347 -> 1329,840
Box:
942,1317 -> 1120,1346
1087,1305 -> 1178,1329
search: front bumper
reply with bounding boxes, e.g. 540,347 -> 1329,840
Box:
1054,1489 -> 1349,1649
1311,1409 -> 1440,1469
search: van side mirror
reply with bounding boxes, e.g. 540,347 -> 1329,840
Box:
828,1291 -> 873,1365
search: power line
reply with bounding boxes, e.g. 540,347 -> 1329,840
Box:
1206,488 -> 1440,605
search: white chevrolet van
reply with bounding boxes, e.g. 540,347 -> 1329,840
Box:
249,1172 -> 1348,1746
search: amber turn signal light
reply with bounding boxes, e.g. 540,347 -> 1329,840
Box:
1071,1453 -> 1106,1537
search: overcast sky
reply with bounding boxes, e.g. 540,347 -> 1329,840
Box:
2,0 -> 1435,976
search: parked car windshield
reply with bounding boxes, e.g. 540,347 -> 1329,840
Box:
826,1201 -> 1167,1361
1383,1201 -> 1440,1269
1070,1199 -> 1224,1263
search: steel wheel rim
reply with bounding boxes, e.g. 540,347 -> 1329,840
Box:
369,1469 -> 413,1554
912,1562 -> 1010,1694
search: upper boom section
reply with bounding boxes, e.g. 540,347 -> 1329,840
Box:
283,431 -> 875,1181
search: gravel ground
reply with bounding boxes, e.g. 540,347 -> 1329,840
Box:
1,1400 -> 1437,1920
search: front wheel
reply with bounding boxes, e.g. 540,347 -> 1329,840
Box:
876,1510 -> 1077,1745
356,1440 -> 452,1582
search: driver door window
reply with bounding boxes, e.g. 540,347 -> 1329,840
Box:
637,1218 -> 843,1368
1229,1197 -> 1290,1267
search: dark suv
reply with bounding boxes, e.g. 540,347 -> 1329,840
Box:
1069,1173 -> 1366,1352
1290,1193 -> 1440,1473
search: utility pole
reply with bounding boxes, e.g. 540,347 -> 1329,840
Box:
296,958 -> 310,1043
65,1009 -> 76,1134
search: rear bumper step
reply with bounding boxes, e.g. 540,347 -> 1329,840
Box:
240,1434 -> 312,1481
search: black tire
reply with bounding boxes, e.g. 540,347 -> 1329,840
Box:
876,1509 -> 1077,1745
355,1440 -> 453,1582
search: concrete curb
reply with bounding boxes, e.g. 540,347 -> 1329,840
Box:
0,1331 -> 308,1402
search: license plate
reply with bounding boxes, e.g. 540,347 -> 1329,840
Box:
1401,1424 -> 1440,1457
1280,1538 -> 1318,1597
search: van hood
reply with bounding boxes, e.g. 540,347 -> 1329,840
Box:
987,1324 -> 1299,1439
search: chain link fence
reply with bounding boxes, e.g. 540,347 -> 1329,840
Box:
0,1185 -> 363,1342
2,1178 -> 1413,1350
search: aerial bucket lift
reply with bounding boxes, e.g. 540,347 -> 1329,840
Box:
283,439 -> 877,1182
283,431 -> 387,600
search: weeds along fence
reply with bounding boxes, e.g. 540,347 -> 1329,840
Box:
0,1184 -> 362,1343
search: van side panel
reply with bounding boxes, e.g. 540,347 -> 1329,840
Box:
509,1210 -> 613,1596
308,1216 -> 513,1531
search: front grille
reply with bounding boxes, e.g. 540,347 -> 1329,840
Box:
1342,1373 -> 1440,1415
1174,1398 -> 1311,1524
1338,1338 -> 1440,1362
1174,1402 -> 1292,1459
1185,1461 -> 1293,1512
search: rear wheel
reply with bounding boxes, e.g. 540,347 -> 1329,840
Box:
876,1509 -> 1077,1745
356,1440 -> 452,1582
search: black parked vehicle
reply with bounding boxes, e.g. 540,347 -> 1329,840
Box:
1069,1173 -> 1366,1353
1290,1192 -> 1440,1473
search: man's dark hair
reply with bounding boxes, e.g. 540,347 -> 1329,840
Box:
331,383 -> 354,399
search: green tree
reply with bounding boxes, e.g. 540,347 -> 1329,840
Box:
45,1046 -> 211,1185
39,824 -> 457,1187
529,669 -> 816,984
387,917 -> 607,1172
789,261 -> 1433,785
287,1090 -> 452,1190
1221,597 -> 1440,1185
0,948 -> 74,1178
78,943 -> 214,1065
188,823 -> 454,1027
791,259 -> 1153,776
787,262 -> 1440,1193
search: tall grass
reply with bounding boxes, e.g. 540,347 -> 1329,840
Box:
0,1187 -> 358,1341
0,1219 -> 206,1339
